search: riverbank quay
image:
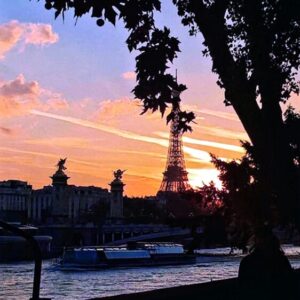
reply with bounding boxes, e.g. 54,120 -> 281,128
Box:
90,269 -> 300,300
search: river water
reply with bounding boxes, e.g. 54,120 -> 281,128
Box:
1,246 -> 300,300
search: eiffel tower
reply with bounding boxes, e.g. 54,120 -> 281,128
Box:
159,106 -> 191,192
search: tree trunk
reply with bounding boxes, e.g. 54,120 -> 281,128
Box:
191,1 -> 300,224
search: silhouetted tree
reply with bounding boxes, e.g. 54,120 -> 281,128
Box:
212,151 -> 265,221
212,106 -> 300,226
198,181 -> 223,214
165,190 -> 203,218
42,1 -> 300,220
284,106 -> 300,167
123,196 -> 163,222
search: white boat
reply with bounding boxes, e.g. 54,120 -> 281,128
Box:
58,242 -> 196,270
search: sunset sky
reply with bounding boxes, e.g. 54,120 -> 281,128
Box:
0,1 -> 299,196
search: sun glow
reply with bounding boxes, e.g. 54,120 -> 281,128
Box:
187,168 -> 222,189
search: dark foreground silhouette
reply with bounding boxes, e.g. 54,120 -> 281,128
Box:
238,226 -> 298,300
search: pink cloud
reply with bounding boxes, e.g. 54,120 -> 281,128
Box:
122,71 -> 136,80
46,97 -> 69,110
0,95 -> 32,117
40,88 -> 69,111
94,97 -> 165,123
0,74 -> 39,98
0,20 -> 58,59
92,97 -> 172,134
0,20 -> 23,59
0,74 -> 72,116
24,23 -> 58,45
0,74 -> 41,116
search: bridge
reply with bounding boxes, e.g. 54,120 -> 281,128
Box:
105,227 -> 191,246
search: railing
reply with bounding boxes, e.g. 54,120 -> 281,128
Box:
0,220 -> 49,300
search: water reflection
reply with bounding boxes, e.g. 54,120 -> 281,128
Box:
1,246 -> 300,300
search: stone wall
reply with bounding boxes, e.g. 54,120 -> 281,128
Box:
90,270 -> 300,300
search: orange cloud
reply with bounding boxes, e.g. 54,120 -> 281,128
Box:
95,98 -> 142,124
0,20 -> 58,59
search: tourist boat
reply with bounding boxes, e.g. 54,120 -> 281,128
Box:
58,242 -> 196,270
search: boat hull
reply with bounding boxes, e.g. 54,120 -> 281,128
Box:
59,254 -> 196,270
58,243 -> 196,270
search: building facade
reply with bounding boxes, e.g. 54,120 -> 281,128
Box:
29,184 -> 110,224
0,159 -> 124,225
0,180 -> 32,222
